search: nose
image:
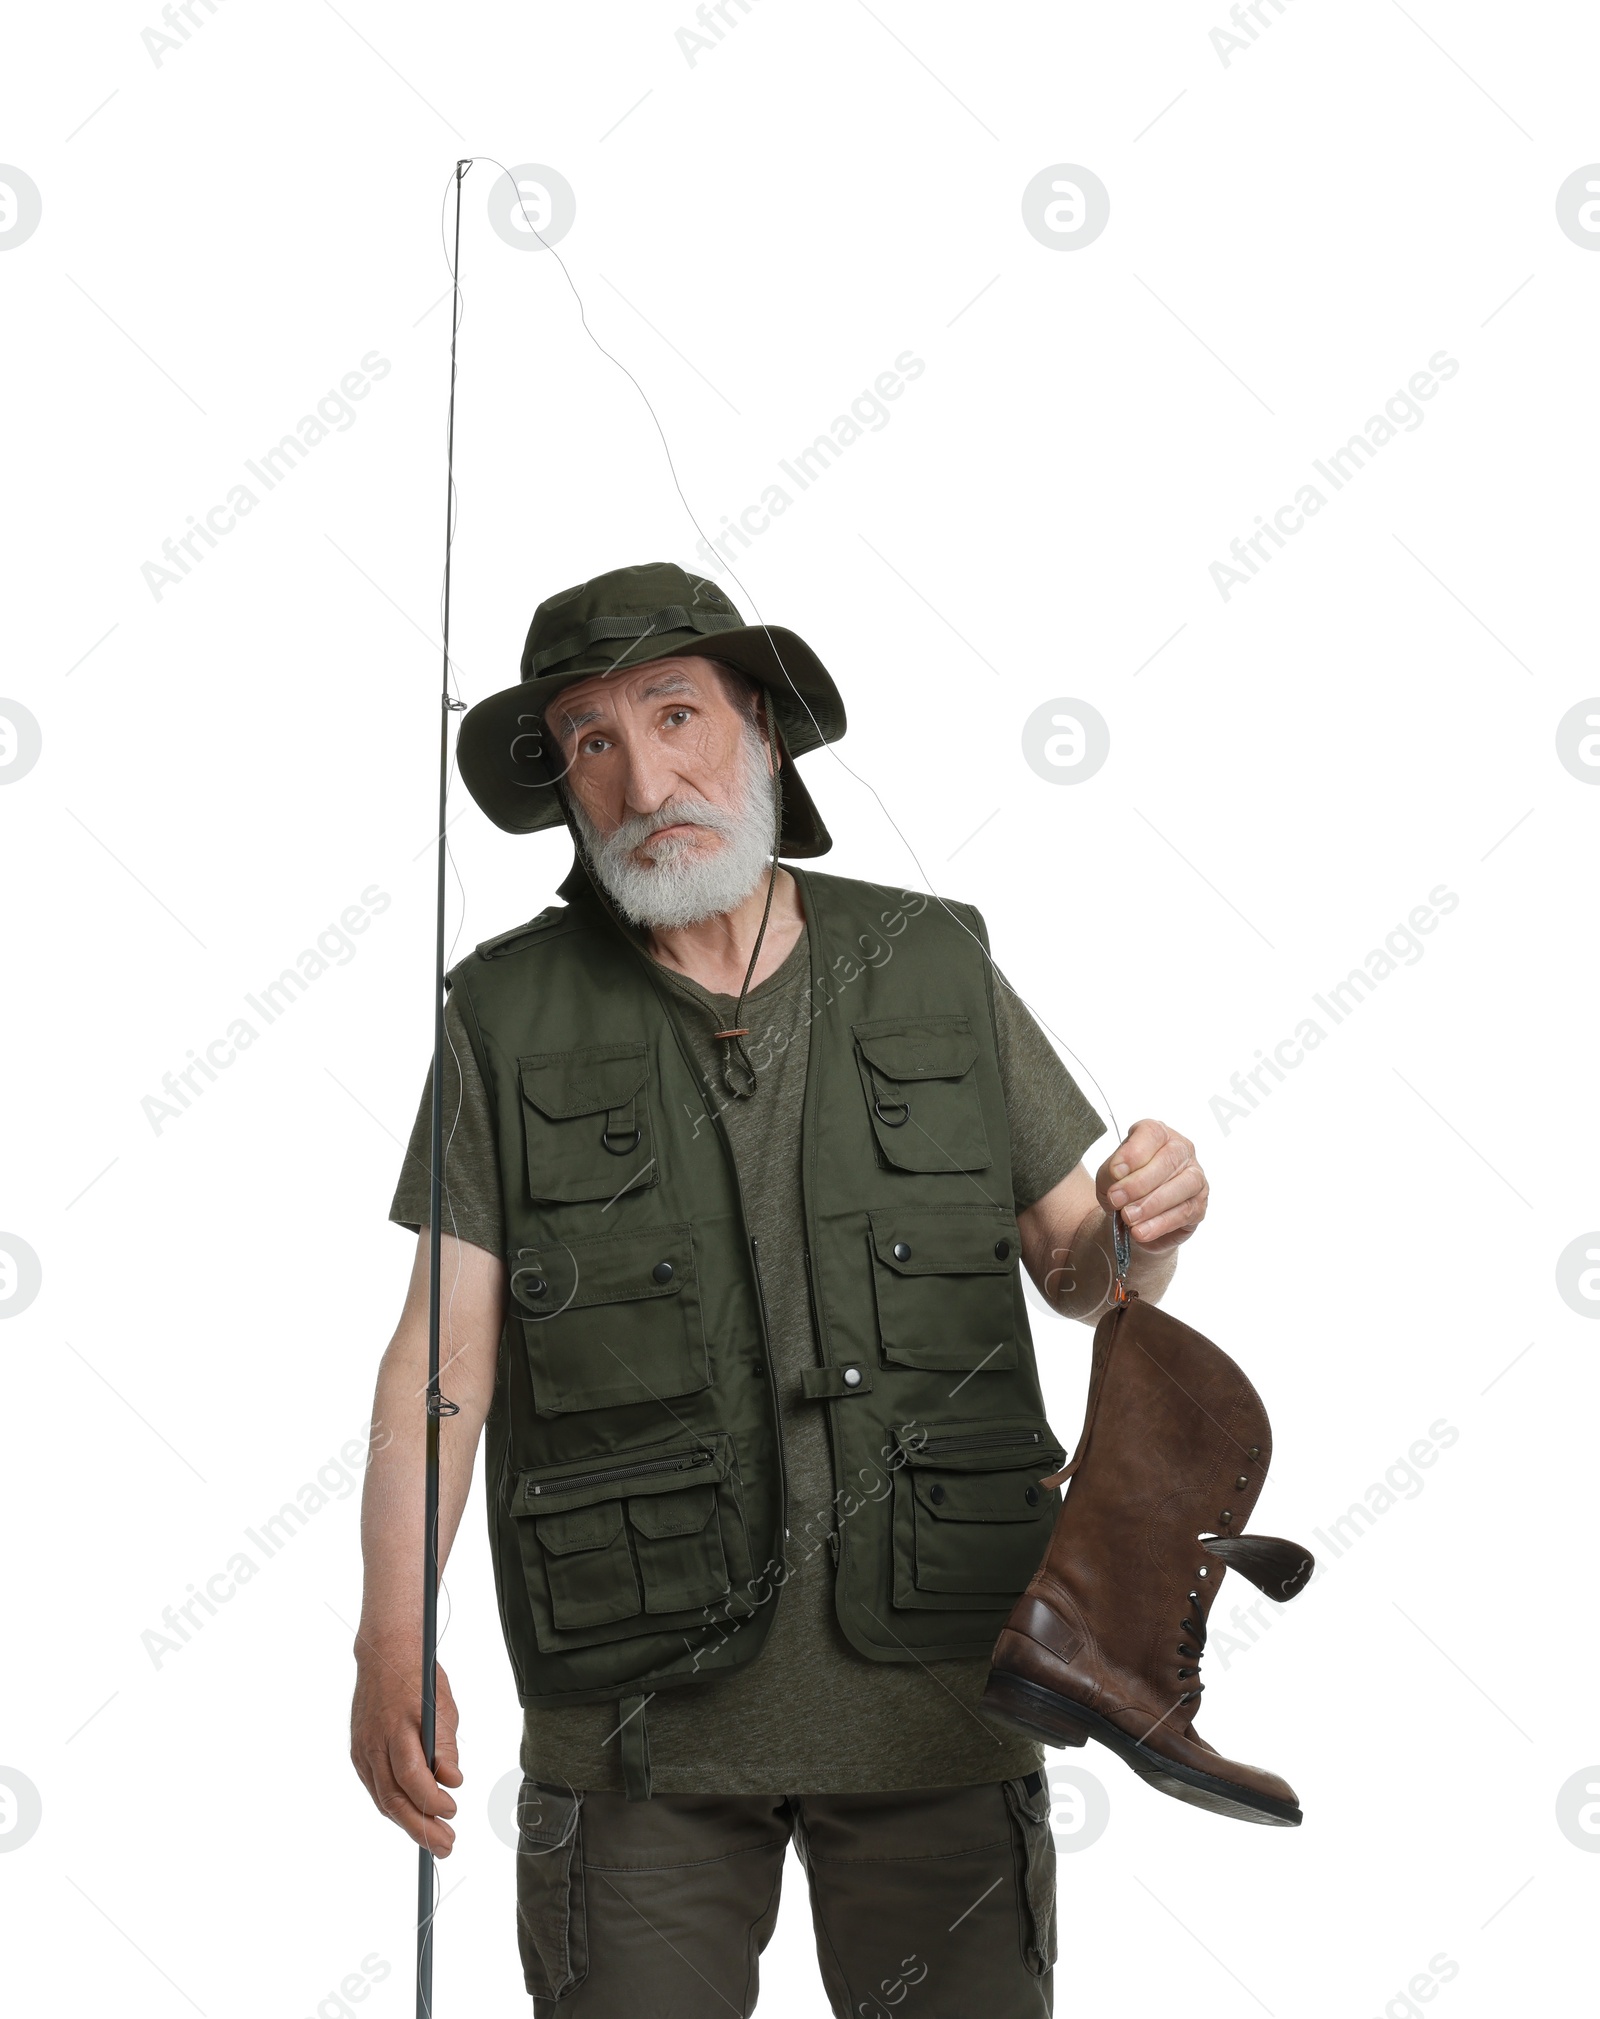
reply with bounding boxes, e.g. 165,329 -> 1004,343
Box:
615,727 -> 687,825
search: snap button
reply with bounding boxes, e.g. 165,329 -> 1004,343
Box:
994,1239 -> 1011,1260
892,1240 -> 912,1262
1024,1485 -> 1040,1505
522,1276 -> 547,1298
651,1260 -> 674,1284
842,1366 -> 863,1388
928,1483 -> 946,1504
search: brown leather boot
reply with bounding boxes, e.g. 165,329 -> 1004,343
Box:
979,1287 -> 1314,1826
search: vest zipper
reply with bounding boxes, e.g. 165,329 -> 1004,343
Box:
917,1429 -> 1048,1456
526,1449 -> 712,1497
803,1245 -> 842,1568
748,1236 -> 791,1539
802,1244 -> 823,1357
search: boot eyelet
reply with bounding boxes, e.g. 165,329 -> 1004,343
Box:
1235,1474 -> 1249,1489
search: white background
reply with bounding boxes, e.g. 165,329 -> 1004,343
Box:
3,1 -> 1598,2013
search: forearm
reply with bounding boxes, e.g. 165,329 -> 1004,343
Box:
355,1235 -> 501,1660
356,1345 -> 489,1654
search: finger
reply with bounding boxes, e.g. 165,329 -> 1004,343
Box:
350,1747 -> 377,1804
387,1727 -> 460,1826
1105,1119 -> 1168,1184
432,1714 -> 464,1790
370,1760 -> 458,1856
1121,1165 -> 1205,1227
1106,1135 -> 1194,1208
432,1669 -> 464,1788
1128,1191 -> 1207,1247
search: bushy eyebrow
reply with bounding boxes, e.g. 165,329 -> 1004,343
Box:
638,671 -> 698,700
552,669 -> 701,739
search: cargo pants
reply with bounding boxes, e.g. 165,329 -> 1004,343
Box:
514,1772 -> 1057,2017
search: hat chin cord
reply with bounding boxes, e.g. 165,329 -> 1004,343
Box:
711,696 -> 783,1101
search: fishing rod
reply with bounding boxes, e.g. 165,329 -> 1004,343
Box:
417,154 -> 471,2019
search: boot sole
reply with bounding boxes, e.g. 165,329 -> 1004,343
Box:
979,1671 -> 1302,1828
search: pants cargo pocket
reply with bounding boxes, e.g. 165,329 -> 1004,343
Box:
515,1778 -> 588,2005
1001,1773 -> 1057,1978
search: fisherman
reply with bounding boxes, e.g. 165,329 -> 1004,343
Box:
350,561 -> 1209,2015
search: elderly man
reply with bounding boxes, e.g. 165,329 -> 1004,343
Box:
351,562 -> 1208,2017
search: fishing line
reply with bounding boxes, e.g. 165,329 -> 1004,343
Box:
431,156 -> 1123,1144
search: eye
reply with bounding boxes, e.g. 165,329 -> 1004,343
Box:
580,734 -> 610,756
664,707 -> 692,727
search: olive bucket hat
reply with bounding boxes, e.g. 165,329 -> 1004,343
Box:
455,561 -> 847,857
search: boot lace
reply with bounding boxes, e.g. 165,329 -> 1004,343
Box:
1176,1583 -> 1207,1704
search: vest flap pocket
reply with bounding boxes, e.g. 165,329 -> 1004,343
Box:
868,1208 -> 1020,1372
512,1225 -> 707,1416
855,1020 -> 979,1081
517,1045 -> 656,1205
533,1500 -> 641,1630
869,1207 -> 1018,1276
512,1224 -> 694,1316
520,1045 -> 649,1118
536,1501 -> 626,1553
852,1017 -> 992,1174
628,1482 -> 716,1539
628,1481 -> 729,1614
892,1420 -> 1065,1607
912,1472 -> 1045,1523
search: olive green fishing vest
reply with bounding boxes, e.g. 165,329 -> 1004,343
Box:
448,864 -> 1069,1719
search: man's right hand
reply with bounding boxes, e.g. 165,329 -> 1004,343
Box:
350,1646 -> 463,1855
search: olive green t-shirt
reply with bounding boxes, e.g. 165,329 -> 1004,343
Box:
391,906 -> 1103,1795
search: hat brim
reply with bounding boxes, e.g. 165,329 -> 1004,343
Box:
455,622 -> 845,858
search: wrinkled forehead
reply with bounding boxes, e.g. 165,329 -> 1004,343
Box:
543,656 -> 720,741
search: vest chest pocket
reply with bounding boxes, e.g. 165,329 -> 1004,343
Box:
889,1420 -> 1065,1612
519,1045 -> 658,1206
511,1223 -> 708,1416
512,1438 -> 741,1653
868,1206 -> 1021,1373
853,1017 -> 992,1174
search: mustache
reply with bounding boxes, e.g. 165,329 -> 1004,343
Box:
608,796 -> 739,855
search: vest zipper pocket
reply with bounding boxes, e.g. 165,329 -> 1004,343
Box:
917,1429 -> 1046,1457
524,1449 -> 712,1499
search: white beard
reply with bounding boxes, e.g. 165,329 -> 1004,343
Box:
566,722 -> 776,930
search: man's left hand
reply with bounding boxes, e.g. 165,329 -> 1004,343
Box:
1097,1119 -> 1208,1251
